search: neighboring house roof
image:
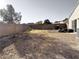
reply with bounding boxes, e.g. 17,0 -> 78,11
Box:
63,18 -> 68,23
54,18 -> 68,24
54,21 -> 64,24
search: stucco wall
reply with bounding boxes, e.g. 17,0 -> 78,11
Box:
0,24 -> 29,37
69,4 -> 79,29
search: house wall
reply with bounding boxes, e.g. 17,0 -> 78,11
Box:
68,4 -> 79,31
77,19 -> 79,37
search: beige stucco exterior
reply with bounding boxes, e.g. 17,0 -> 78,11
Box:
68,3 -> 79,32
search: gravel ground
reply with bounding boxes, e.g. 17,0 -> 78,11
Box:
0,30 -> 79,59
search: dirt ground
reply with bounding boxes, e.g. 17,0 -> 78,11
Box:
0,30 -> 79,59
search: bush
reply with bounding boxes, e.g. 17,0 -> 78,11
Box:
67,29 -> 74,33
58,28 -> 67,32
58,28 -> 74,33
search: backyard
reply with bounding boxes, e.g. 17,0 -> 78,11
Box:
0,30 -> 79,59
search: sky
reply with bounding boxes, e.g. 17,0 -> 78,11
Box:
0,0 -> 78,23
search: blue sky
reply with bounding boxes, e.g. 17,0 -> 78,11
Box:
0,0 -> 78,23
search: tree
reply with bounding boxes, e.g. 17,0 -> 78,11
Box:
0,4 -> 22,24
43,19 -> 52,24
